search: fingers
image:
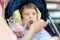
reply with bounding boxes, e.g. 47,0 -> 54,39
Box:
43,22 -> 48,28
38,19 -> 48,28
30,19 -> 48,34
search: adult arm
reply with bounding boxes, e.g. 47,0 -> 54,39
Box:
21,19 -> 48,40
0,4 -> 17,40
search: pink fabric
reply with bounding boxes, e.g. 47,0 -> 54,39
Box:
0,0 -> 9,9
4,0 -> 9,8
0,0 -> 4,9
0,0 -> 9,16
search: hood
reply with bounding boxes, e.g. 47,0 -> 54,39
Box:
5,0 -> 48,21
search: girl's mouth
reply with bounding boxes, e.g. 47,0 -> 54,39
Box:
29,20 -> 33,25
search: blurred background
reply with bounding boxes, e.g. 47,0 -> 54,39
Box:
46,0 -> 60,36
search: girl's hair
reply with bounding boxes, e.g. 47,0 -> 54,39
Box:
20,3 -> 38,19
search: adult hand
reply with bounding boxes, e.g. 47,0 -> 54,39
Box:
29,19 -> 48,34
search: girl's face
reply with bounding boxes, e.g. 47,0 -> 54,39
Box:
22,8 -> 38,30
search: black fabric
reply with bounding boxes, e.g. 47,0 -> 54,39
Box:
45,24 -> 55,36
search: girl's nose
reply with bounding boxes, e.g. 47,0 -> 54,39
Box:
29,14 -> 33,18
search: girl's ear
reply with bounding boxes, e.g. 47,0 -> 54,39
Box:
13,9 -> 22,25
36,8 -> 41,20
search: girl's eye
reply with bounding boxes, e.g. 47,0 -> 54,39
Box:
33,13 -> 36,15
25,14 -> 29,15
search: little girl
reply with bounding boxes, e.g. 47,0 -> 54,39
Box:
12,3 -> 54,40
